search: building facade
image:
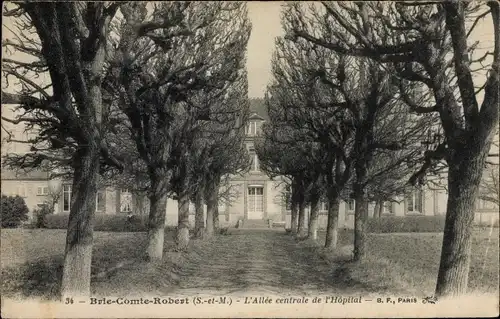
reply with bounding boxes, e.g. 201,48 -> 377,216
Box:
224,111 -> 287,224
1,102 -> 498,227
283,186 -> 499,229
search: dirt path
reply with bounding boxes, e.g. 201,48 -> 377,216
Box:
169,229 -> 372,297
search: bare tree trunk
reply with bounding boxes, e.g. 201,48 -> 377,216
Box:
353,193 -> 369,262
297,198 -> 307,239
290,184 -> 299,235
290,201 -> 298,235
146,192 -> 167,261
213,204 -> 220,232
194,192 -> 204,238
136,193 -> 148,216
176,192 -> 190,250
325,194 -> 340,249
435,149 -> 488,297
205,176 -> 220,236
205,186 -> 217,238
60,148 -> 99,300
374,200 -> 383,218
145,174 -> 168,261
308,194 -> 320,240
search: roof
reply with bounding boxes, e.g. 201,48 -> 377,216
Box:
249,98 -> 269,121
1,168 -> 51,180
249,113 -> 265,121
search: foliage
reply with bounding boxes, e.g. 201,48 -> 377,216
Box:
1,195 -> 29,228
33,204 -> 53,228
366,216 -> 446,233
44,214 -> 151,232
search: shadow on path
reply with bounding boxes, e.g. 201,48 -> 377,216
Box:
2,229 -> 389,299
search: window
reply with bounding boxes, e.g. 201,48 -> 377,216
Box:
16,185 -> 26,197
248,187 -> 264,212
248,146 -> 259,171
477,198 -> 495,210
346,199 -> 355,211
6,185 -> 27,197
320,201 -> 329,211
120,189 -> 132,213
37,186 -> 49,196
63,185 -> 71,212
252,154 -> 260,171
406,190 -> 423,213
246,121 -> 257,136
383,201 -> 394,214
96,191 -> 105,212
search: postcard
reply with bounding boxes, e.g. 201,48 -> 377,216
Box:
1,1 -> 499,318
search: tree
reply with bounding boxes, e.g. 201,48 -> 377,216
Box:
264,30 -> 356,247
288,1 -> 499,297
110,2 -> 251,256
2,2 -> 123,299
256,99 -> 321,239
198,80 -> 251,237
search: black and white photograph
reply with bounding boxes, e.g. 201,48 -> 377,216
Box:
1,1 -> 499,318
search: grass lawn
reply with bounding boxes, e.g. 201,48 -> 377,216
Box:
1,227 -> 498,300
0,229 -> 186,299
317,228 -> 499,296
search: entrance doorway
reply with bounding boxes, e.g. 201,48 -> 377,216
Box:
247,186 -> 264,219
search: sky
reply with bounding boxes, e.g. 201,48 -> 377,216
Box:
1,1 -> 494,101
246,2 -> 284,98
244,1 -> 494,100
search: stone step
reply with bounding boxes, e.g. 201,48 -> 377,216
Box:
241,219 -> 270,229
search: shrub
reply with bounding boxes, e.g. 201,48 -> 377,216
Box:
44,213 -> 150,232
366,216 -> 446,233
44,214 -> 69,229
94,214 -> 148,232
1,195 -> 29,228
33,204 -> 53,228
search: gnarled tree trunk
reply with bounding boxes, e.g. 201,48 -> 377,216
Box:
308,194 -> 320,240
374,200 -> 383,218
205,178 -> 218,238
194,192 -> 204,238
290,185 -> 299,235
435,147 -> 490,297
290,202 -> 298,235
325,193 -> 340,249
176,192 -> 190,250
61,147 -> 100,300
213,205 -> 220,232
353,192 -> 369,262
205,201 -> 215,238
146,190 -> 167,261
297,197 -> 307,239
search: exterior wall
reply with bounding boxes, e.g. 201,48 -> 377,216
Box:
3,172 -> 498,227
284,183 -> 499,229
474,198 -> 499,226
227,181 -> 245,221
164,198 -> 178,226
1,180 -> 52,219
393,198 -> 405,216
343,202 -> 354,229
423,189 -> 434,216
266,181 -> 284,221
105,188 -> 118,215
3,108 -> 498,227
